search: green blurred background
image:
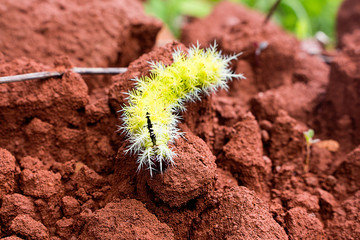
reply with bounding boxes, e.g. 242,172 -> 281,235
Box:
145,0 -> 343,42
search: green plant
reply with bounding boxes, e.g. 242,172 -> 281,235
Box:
145,0 -> 342,42
241,0 -> 342,41
120,44 -> 244,176
144,0 -> 214,38
303,129 -> 320,172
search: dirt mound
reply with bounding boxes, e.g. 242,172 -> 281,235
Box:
0,1 -> 359,239
180,2 -> 360,239
107,42 -> 287,239
316,29 -> 360,148
0,57 -> 110,170
326,190 -> 360,239
0,0 -> 161,90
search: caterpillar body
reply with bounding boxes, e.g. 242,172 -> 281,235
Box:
121,44 -> 244,176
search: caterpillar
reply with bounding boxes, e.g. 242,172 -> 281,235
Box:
121,43 -> 244,176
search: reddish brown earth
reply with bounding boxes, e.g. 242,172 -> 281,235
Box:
336,0 -> 360,47
316,28 -> 360,149
0,1 -> 360,240
0,0 -> 161,91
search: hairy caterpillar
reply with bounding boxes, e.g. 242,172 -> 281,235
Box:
121,43 -> 244,176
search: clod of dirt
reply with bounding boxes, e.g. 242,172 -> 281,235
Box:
0,0 -> 161,90
318,37 -> 360,147
250,54 -> 329,124
62,196 -> 81,217
0,149 -> 16,198
0,194 -> 37,226
55,217 -> 74,239
19,156 -> 45,172
147,125 -> 216,207
219,112 -> 271,199
9,214 -> 49,240
71,165 -> 109,195
191,186 -> 287,239
34,198 -> 62,235
334,146 -> 360,196
308,145 -> 333,174
336,0 -> 360,47
325,190 -> 360,239
286,191 -> 320,213
79,199 -> 174,240
316,188 -> 338,221
111,124 -> 217,210
20,169 -> 63,199
269,111 -> 307,172
285,207 -> 326,239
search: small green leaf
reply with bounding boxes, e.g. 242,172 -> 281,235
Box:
179,1 -> 213,17
308,129 -> 314,138
304,129 -> 315,144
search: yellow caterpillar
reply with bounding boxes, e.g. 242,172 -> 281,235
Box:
121,43 -> 244,176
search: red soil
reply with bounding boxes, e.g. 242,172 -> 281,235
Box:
0,1 -> 359,240
0,0 -> 161,90
336,0 -> 360,47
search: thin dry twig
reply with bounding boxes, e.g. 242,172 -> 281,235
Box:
263,0 -> 282,26
0,67 -> 127,84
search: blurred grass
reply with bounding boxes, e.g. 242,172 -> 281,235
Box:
144,0 -> 342,42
